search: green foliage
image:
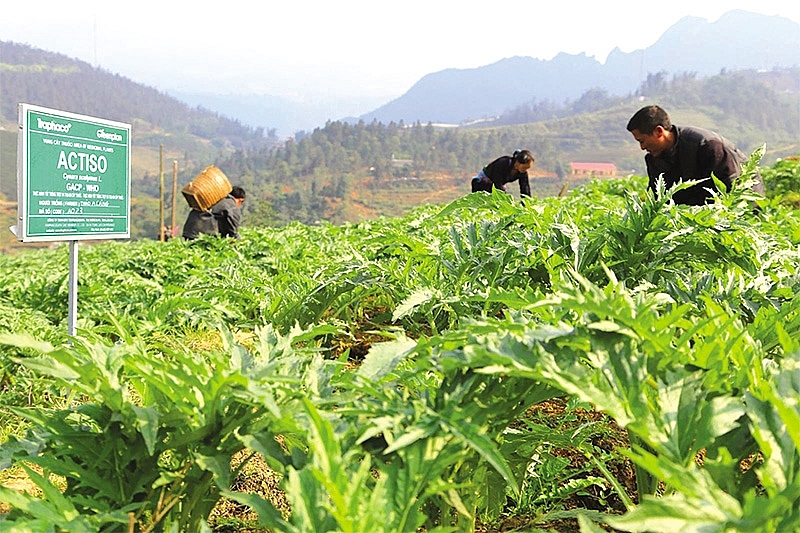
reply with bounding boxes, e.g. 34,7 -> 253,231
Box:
0,325 -> 328,532
0,158 -> 800,531
761,156 -> 800,207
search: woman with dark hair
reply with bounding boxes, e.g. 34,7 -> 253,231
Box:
471,149 -> 534,197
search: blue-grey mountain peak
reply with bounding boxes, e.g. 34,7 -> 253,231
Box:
360,10 -> 799,125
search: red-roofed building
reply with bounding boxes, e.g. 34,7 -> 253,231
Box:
570,162 -> 617,178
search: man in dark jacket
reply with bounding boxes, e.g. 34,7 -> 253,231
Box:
471,149 -> 534,197
626,105 -> 763,205
182,186 -> 246,240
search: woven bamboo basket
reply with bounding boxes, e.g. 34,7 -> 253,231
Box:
182,165 -> 232,211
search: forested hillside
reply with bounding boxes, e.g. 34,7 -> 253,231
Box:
494,69 -> 800,129
0,42 -> 273,144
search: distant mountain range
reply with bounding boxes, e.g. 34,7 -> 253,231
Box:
361,10 -> 800,125
169,91 -> 389,138
159,10 -> 799,136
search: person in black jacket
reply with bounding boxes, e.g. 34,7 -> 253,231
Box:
626,105 -> 763,205
182,186 -> 246,240
471,149 -> 534,197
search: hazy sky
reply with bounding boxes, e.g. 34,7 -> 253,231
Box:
2,1 -> 799,110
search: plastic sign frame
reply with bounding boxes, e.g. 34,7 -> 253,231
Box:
16,103 -> 131,242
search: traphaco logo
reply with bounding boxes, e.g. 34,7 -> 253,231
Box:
97,129 -> 123,142
37,117 -> 72,133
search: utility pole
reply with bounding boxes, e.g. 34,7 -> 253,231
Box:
159,144 -> 165,242
171,160 -> 178,238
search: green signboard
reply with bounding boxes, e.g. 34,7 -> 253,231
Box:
16,104 -> 131,241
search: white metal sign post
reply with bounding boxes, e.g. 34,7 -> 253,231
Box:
14,104 -> 131,336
